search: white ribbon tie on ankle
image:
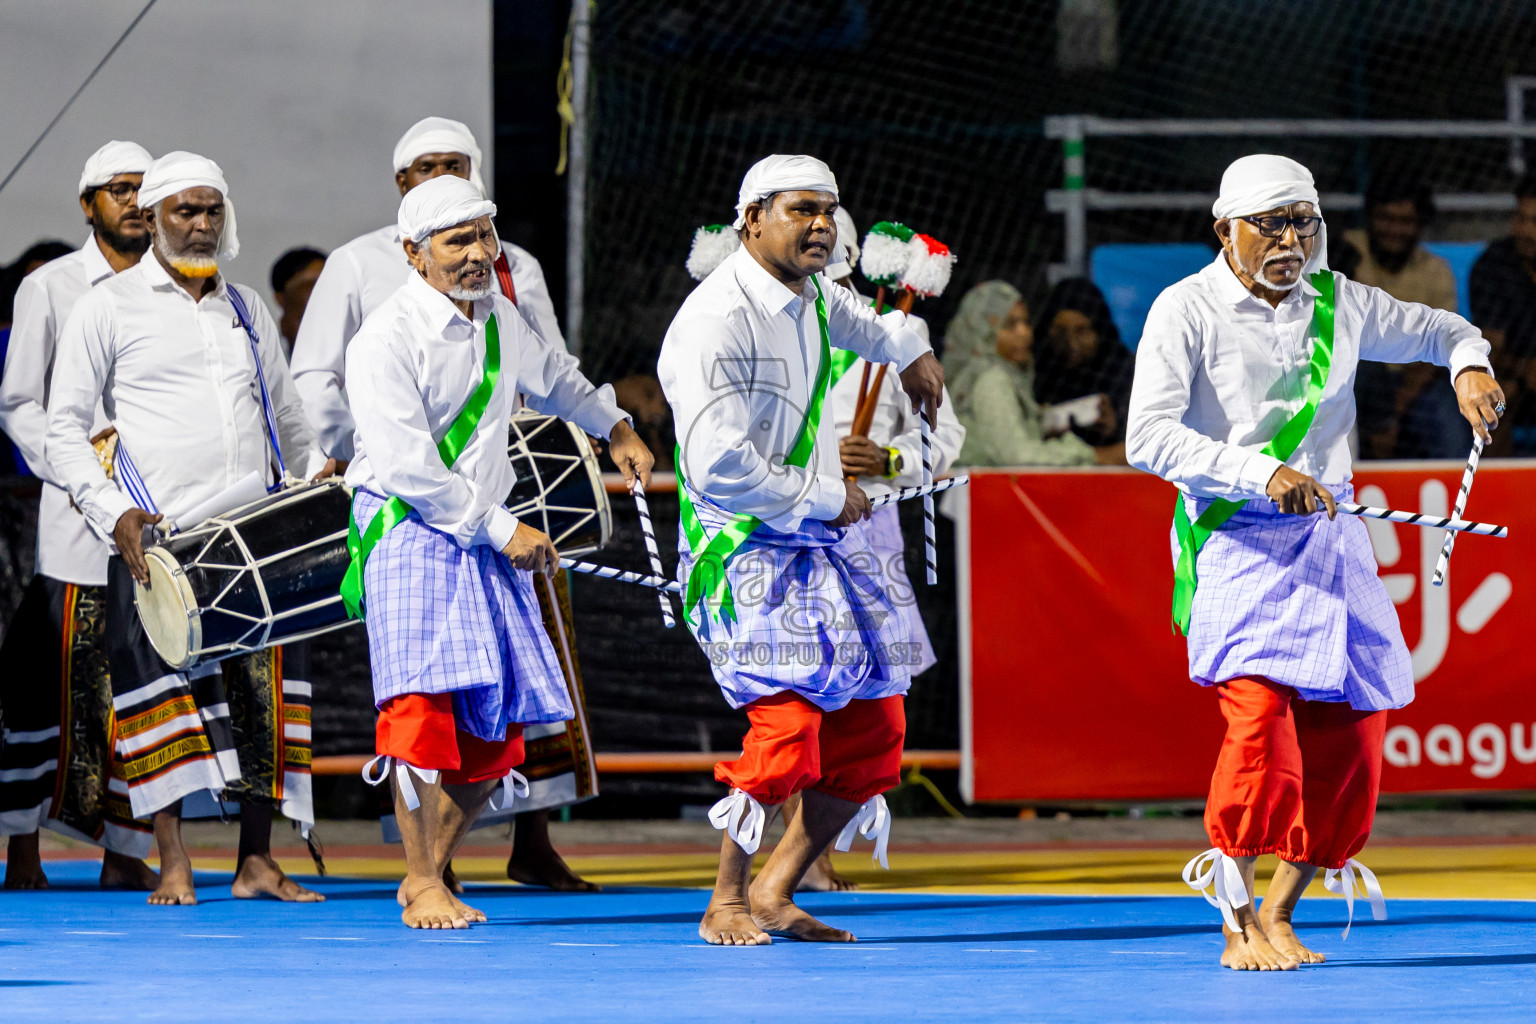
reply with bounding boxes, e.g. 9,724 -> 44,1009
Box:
361,755 -> 440,812
708,789 -> 766,855
1323,858 -> 1386,939
1182,848 -> 1250,933
834,794 -> 892,869
487,768 -> 532,812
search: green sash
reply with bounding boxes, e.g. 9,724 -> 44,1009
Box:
677,278 -> 834,627
340,313 -> 503,620
1170,271 -> 1336,635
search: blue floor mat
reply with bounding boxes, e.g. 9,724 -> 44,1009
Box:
2,861 -> 1534,1022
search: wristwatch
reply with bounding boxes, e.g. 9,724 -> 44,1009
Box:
883,446 -> 904,479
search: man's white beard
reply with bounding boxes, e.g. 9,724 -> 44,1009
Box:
447,281 -> 493,301
155,231 -> 218,278
1241,249 -> 1306,293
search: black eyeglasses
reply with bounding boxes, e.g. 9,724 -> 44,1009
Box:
1238,214 -> 1322,238
90,182 -> 140,204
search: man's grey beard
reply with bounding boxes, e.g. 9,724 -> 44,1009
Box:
153,229 -> 218,276
1238,249 -> 1306,293
448,281 -> 493,301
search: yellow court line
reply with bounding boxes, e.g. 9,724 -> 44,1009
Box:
200,845 -> 1536,900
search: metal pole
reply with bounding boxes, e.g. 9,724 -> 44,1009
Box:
1508,76 -> 1536,176
565,0 -> 590,356
1062,115 -> 1087,278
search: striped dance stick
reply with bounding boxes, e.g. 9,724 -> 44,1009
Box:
1431,435 -> 1485,587
630,479 -> 677,628
867,476 -> 969,509
919,411 -> 937,584
1336,502 -> 1507,538
559,558 -> 682,594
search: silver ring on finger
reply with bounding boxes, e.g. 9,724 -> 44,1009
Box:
1496,401 -> 1507,414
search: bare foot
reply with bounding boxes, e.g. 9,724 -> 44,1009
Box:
4,833 -> 48,890
507,846 -> 601,892
1220,922 -> 1300,971
148,853 -> 197,906
749,879 -> 855,942
798,852 -> 858,893
1259,907 -> 1326,964
100,850 -> 158,891
443,860 -> 464,895
402,880 -> 469,930
231,853 -> 325,902
397,877 -> 485,923
699,894 -> 771,946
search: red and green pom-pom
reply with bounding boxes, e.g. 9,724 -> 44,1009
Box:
899,233 -> 955,297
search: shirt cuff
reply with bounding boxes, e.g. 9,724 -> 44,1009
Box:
1238,451 -> 1285,501
482,505 -> 520,554
807,473 -> 849,522
884,316 -> 932,371
303,447 -> 331,480
90,486 -> 139,551
1446,342 -> 1495,383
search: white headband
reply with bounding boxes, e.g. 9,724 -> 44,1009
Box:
138,150 -> 239,260
393,116 -> 485,196
398,174 -> 497,245
732,154 -> 839,230
78,140 -> 152,196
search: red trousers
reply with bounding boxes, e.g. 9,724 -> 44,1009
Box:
375,693 -> 525,785
1206,676 -> 1387,871
715,693 -> 906,805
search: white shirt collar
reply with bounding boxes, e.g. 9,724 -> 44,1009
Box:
79,232 -> 115,286
403,267 -> 490,334
730,246 -> 815,318
137,249 -> 228,301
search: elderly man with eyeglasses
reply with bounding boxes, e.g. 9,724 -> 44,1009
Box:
1127,154 -> 1503,971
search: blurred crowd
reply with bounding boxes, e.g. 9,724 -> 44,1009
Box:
6,171 -> 1536,474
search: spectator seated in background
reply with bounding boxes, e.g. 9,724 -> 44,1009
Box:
1338,177 -> 1466,459
1032,277 -> 1134,447
1,240 -> 76,475
944,280 -> 1119,468
269,246 -> 327,361
1469,173 -> 1536,456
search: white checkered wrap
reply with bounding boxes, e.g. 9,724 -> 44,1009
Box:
1174,486 -> 1414,712
353,489 -> 573,740
677,490 -> 913,712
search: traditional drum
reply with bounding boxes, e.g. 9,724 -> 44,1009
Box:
505,410 -> 611,557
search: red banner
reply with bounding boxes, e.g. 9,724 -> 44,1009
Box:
959,463 -> 1536,802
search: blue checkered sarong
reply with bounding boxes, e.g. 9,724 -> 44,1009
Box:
677,490 -> 913,712
1175,485 -> 1413,712
352,489 -> 573,741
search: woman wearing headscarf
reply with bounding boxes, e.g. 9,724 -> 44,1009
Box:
944,280 -> 1098,467
1033,277 -> 1135,445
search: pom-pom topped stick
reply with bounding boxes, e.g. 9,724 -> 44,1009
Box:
860,220 -> 915,313
899,233 -> 955,300
686,224 -> 740,281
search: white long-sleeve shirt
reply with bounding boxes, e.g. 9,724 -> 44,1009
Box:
291,223 -> 563,460
0,234 -> 116,584
658,247 -> 932,532
1127,254 -> 1492,502
830,364 -> 964,499
46,255 -> 327,545
343,271 -> 624,551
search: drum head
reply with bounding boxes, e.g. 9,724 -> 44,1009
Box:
135,547 -> 201,671
506,413 -> 612,558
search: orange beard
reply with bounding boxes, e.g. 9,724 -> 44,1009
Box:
170,258 -> 219,278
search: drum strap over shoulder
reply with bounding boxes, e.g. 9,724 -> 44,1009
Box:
675,278 -> 832,629
226,284 -> 289,488
340,314 -> 503,621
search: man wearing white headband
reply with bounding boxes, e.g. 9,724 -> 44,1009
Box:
343,175 -> 651,929
0,140 -> 157,892
292,115 -> 562,463
47,151 -> 332,909
294,118 -> 601,892
659,155 -> 945,945
1128,154 -> 1505,970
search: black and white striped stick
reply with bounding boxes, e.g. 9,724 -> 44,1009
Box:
919,411 -> 937,584
868,476 -> 969,508
1337,502 -> 1507,538
1432,435 -> 1485,587
630,479 -> 677,627
559,558 -> 682,593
